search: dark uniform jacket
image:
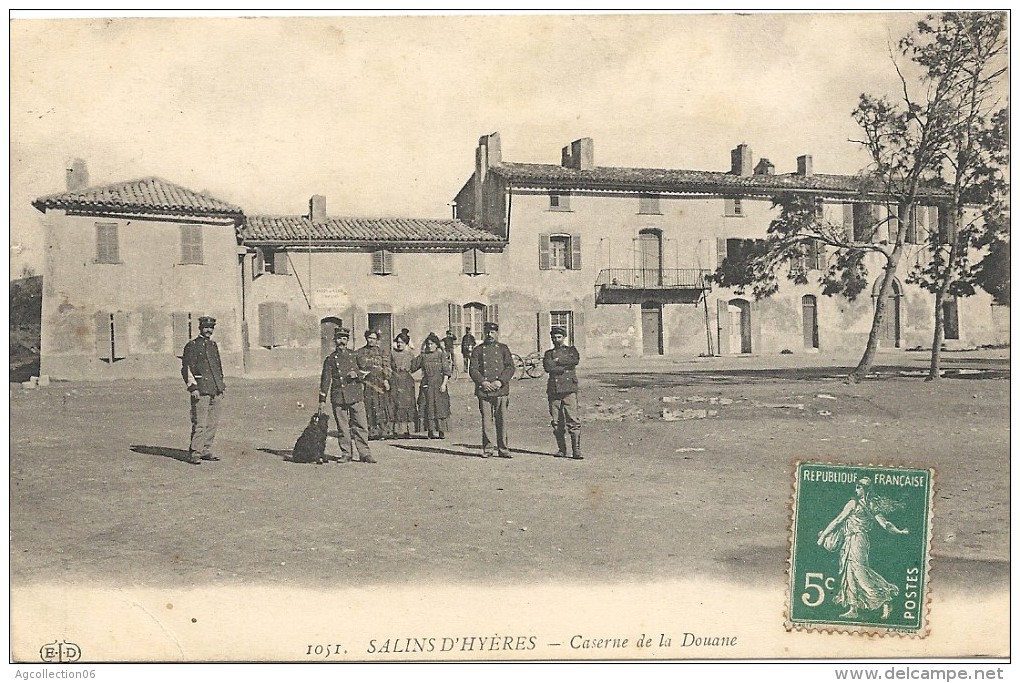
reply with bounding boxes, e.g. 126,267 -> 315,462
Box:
319,348 -> 367,405
182,336 -> 226,396
543,345 -> 580,396
460,333 -> 476,356
469,341 -> 515,398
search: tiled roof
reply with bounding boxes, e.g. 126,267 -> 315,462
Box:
32,177 -> 243,216
241,215 -> 505,244
490,162 -> 948,199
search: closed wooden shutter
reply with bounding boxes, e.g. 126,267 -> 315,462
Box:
95,311 -> 113,360
275,249 -> 290,275
485,303 -> 500,324
539,234 -> 551,270
372,250 -> 385,274
570,234 -> 582,270
724,198 -> 736,216
813,239 -> 826,270
112,311 -> 130,357
843,203 -> 855,242
716,300 -> 730,355
573,308 -> 586,355
536,311 -> 550,353
474,249 -> 485,274
172,312 -> 191,356
937,206 -> 954,243
384,249 -> 393,274
254,248 -> 265,276
462,249 -> 474,274
259,302 -> 274,347
96,223 -> 119,263
903,205 -> 917,244
716,238 -> 728,269
448,303 -> 463,339
181,225 -> 203,264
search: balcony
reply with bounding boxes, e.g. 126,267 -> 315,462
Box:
595,268 -> 712,306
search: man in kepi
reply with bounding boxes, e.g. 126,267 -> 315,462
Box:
460,326 -> 476,374
469,321 -> 515,458
181,315 -> 226,465
319,326 -> 376,463
544,326 -> 582,460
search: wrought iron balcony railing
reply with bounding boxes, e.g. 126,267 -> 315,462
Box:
595,268 -> 713,290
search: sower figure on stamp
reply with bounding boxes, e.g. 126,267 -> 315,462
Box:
181,315 -> 226,465
817,477 -> 908,619
469,321 -> 515,458
543,325 -> 582,460
318,326 -> 376,464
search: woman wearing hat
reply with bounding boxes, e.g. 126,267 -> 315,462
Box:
388,330 -> 418,438
411,332 -> 453,439
355,329 -> 393,440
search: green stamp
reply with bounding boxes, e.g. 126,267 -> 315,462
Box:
787,462 -> 933,636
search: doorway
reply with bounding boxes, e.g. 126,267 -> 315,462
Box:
802,295 -> 819,349
320,316 -> 343,360
728,299 -> 752,354
641,301 -> 663,355
463,302 -> 486,340
872,279 -> 901,348
638,229 -> 663,287
367,313 -> 393,350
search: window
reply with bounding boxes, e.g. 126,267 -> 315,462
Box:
814,199 -> 825,220
550,311 -> 574,342
172,312 -> 195,355
371,249 -> 394,275
95,223 -> 119,263
255,247 -> 290,275
258,302 -> 289,348
549,192 -> 571,211
638,194 -> 661,214
796,239 -> 826,271
95,311 -> 129,362
936,206 -> 955,244
180,225 -> 204,264
539,234 -> 582,270
462,248 -> 486,275
724,197 -> 744,217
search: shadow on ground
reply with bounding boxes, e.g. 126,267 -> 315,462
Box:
130,445 -> 193,463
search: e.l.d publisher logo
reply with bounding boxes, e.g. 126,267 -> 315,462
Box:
39,640 -> 81,663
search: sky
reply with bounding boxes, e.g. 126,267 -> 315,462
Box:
9,11 -> 934,279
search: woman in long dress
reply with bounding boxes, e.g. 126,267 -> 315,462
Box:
411,332 -> 452,439
817,477 -> 909,619
355,329 -> 393,440
388,331 -> 418,438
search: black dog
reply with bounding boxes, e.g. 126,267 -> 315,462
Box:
292,412 -> 330,464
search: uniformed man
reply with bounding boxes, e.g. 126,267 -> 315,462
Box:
543,326 -> 582,460
469,321 -> 515,458
318,326 -> 376,463
460,327 -> 476,374
181,315 -> 226,465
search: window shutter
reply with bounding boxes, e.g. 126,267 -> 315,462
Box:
181,225 -> 203,264
259,302 -> 274,347
813,239 -> 825,270
716,300 -> 730,355
724,198 -> 735,216
843,203 -> 855,242
383,249 -> 394,274
716,238 -> 727,269
112,311 -> 130,357
474,249 -> 485,274
95,311 -> 113,360
172,312 -> 191,355
871,204 -> 884,243
886,205 -> 899,242
273,302 -> 289,345
570,234 -> 582,270
937,206 -> 953,243
449,303 -> 463,339
254,248 -> 265,276
573,309 -> 585,355
372,250 -> 384,274
96,223 -> 119,263
539,234 -> 551,270
903,206 -> 917,244
276,249 -> 290,275
462,250 -> 474,274
537,311 -> 550,352
485,303 -> 499,324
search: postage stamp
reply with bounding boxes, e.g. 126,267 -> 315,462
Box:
787,462 -> 934,636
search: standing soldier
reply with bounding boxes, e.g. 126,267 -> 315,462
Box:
460,326 -> 476,374
469,321 -> 515,458
181,315 -> 226,465
318,326 -> 376,463
544,326 -> 582,460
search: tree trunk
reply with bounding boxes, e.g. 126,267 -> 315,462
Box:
928,287 -> 946,381
848,257 -> 897,383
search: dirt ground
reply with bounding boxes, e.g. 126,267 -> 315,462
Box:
9,349 -> 1010,591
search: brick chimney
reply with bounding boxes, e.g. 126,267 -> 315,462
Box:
562,138 -> 594,170
65,158 -> 89,191
730,144 -> 752,176
797,155 -> 813,177
309,195 -> 326,222
754,158 -> 775,176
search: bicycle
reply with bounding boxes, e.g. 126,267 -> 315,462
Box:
511,352 -> 545,379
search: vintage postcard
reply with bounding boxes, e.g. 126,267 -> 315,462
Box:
8,11 -> 1010,669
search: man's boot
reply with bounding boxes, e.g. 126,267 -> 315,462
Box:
570,432 -> 583,460
553,429 -> 568,457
